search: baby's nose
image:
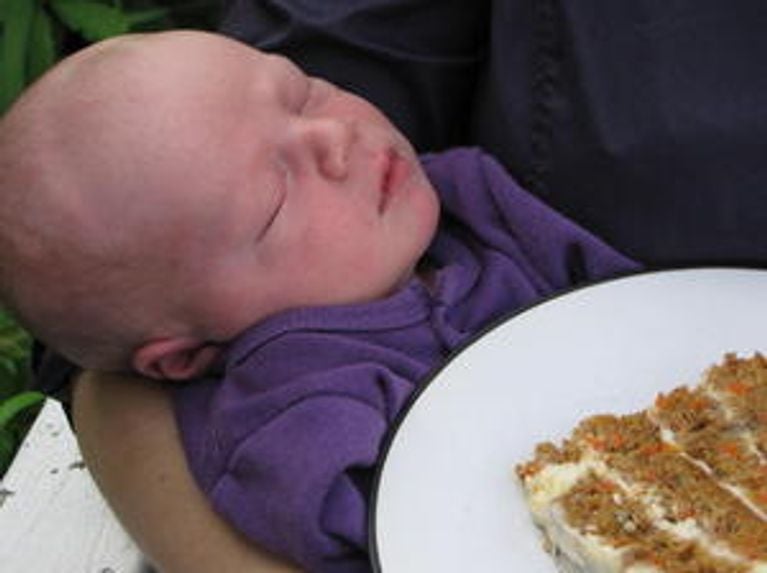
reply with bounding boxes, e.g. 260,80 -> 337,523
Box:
297,117 -> 356,180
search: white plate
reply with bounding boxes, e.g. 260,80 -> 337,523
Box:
370,268 -> 767,572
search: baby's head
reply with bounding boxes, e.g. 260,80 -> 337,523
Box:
0,30 -> 439,380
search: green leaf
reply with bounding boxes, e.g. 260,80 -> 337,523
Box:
0,0 -> 35,114
125,6 -> 168,28
0,429 -> 16,475
0,391 -> 44,430
0,391 -> 42,476
0,363 -> 29,403
0,356 -> 15,374
27,5 -> 57,82
0,311 -> 31,360
0,361 -> 23,402
0,311 -> 31,401
49,0 -> 129,42
0,309 -> 21,331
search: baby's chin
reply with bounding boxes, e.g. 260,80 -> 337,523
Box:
387,253 -> 436,297
390,267 -> 417,294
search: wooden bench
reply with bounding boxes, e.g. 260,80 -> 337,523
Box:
0,399 -> 147,572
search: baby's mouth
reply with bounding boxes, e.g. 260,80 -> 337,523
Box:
378,148 -> 409,213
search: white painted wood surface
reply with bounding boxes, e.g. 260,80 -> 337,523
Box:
0,399 -> 148,572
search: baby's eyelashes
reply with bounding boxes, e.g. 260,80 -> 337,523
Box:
259,192 -> 285,240
255,166 -> 288,242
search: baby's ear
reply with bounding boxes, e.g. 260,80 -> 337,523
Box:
132,337 -> 221,381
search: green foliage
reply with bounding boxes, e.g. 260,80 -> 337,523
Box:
0,310 -> 43,475
0,0 -> 220,114
1,0 -> 36,112
0,310 -> 33,403
27,5 -> 57,82
49,0 -> 132,41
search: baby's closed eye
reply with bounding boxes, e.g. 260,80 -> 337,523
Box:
256,168 -> 288,241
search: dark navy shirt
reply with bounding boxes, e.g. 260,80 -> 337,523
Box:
220,0 -> 767,266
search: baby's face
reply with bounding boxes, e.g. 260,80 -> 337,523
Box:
109,32 -> 440,339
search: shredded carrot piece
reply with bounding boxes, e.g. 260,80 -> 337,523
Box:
655,393 -> 671,410
640,442 -> 663,456
642,470 -> 658,482
609,433 -> 625,449
595,480 -> 618,493
517,461 -> 542,479
690,397 -> 710,410
725,380 -> 751,395
718,441 -> 742,458
586,436 -> 607,451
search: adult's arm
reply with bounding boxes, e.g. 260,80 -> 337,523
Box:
71,370 -> 299,573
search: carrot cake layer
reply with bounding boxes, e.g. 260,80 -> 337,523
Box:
516,354 -> 767,573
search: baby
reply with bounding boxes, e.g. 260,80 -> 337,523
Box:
0,29 -> 439,381
0,31 -> 637,572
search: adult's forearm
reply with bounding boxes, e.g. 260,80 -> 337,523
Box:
72,370 -> 300,573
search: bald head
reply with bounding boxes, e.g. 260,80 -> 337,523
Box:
2,31 -> 244,239
0,31 -> 256,370
0,29 -> 428,378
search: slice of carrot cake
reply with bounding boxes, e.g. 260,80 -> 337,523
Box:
516,353 -> 767,572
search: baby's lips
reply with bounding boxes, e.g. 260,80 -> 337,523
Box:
378,148 -> 411,213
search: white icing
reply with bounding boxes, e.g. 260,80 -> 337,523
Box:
531,502 -> 627,573
524,460 -> 594,513
624,566 -> 661,573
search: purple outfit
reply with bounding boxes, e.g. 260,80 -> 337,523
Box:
173,148 -> 637,572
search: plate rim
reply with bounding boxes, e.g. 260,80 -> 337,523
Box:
368,265 -> 767,571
